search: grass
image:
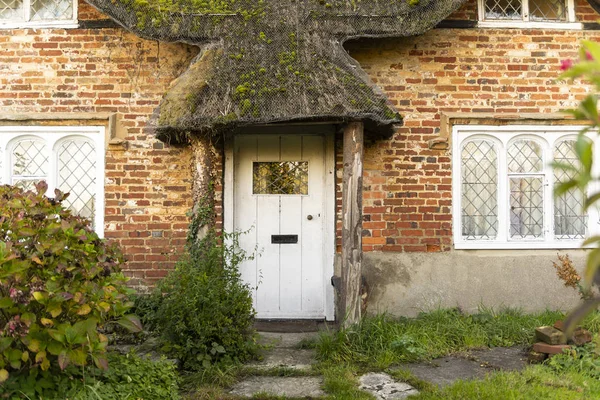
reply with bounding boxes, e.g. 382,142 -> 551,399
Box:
315,307 -> 600,369
411,365 -> 600,399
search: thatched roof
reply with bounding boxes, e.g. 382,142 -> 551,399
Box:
85,0 -> 466,142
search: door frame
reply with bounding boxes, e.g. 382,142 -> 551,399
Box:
223,126 -> 336,321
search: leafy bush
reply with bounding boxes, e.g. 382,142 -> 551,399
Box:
150,232 -> 258,370
0,352 -> 179,400
0,183 -> 140,381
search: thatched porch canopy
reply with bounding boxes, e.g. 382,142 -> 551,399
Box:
85,0 -> 466,142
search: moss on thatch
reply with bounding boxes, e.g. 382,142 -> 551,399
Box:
85,0 -> 466,142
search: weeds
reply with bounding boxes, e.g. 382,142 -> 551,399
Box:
316,308 -> 568,368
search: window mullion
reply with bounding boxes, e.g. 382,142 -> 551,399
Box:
544,146 -> 554,243
497,141 -> 508,243
522,0 -> 530,22
24,0 -> 31,22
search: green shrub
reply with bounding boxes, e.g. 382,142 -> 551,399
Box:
0,183 -> 140,381
151,232 -> 258,370
0,352 -> 179,399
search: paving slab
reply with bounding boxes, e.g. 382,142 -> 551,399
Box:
404,346 -> 527,388
359,373 -> 419,399
247,348 -> 317,370
230,376 -> 326,398
257,331 -> 320,348
470,346 -> 527,371
406,356 -> 488,388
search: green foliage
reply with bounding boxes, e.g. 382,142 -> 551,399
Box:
148,231 -> 258,370
0,183 -> 140,381
410,365 -> 600,400
316,308 -> 568,368
558,40 -> 600,333
547,342 -> 600,378
0,352 -> 179,400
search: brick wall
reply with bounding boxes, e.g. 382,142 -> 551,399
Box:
345,0 -> 600,252
2,0 -> 600,285
0,1 -> 199,287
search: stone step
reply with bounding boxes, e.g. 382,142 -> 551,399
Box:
230,376 -> 326,398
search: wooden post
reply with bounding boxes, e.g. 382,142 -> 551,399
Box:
190,135 -> 217,245
341,122 -> 364,327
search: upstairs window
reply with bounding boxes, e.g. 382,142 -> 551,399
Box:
0,0 -> 77,28
478,0 -> 580,28
453,125 -> 599,249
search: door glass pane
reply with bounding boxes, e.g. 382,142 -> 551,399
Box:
461,140 -> 498,240
0,0 -> 23,20
11,139 -> 48,191
554,140 -> 587,239
253,161 -> 308,195
57,138 -> 96,223
30,0 -> 73,20
510,177 -> 544,238
485,0 -> 522,20
529,0 -> 566,21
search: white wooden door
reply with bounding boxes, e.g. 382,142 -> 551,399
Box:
233,133 -> 333,319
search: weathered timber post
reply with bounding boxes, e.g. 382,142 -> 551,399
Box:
341,121 -> 364,327
189,135 -> 218,246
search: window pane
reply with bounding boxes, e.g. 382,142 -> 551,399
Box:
0,0 -> 23,20
461,140 -> 498,240
253,162 -> 308,195
510,177 -> 544,238
485,0 -> 522,20
11,139 -> 47,191
57,138 -> 97,222
529,0 -> 567,21
554,140 -> 587,239
508,139 -> 543,173
30,0 -> 73,20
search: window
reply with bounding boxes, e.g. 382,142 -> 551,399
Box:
0,126 -> 105,236
477,0 -> 581,28
453,125 -> 600,249
253,161 -> 309,195
0,0 -> 77,28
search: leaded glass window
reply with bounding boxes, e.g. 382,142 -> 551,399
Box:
484,0 -> 522,20
554,140 -> 587,239
454,126 -> 596,249
0,0 -> 75,25
0,127 -> 104,235
253,161 -> 308,195
0,0 -> 22,20
480,0 -> 572,23
57,138 -> 97,223
508,140 -> 544,239
11,138 -> 48,192
461,140 -> 498,240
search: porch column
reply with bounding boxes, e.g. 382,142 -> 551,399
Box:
341,121 -> 364,327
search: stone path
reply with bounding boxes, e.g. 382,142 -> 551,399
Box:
230,332 -> 529,398
230,332 -> 326,398
404,346 -> 528,388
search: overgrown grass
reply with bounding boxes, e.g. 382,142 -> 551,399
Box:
411,365 -> 600,399
316,308 -> 599,369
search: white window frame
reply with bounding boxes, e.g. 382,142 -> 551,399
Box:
453,125 -> 600,249
477,0 -> 582,29
0,126 -> 105,237
0,0 -> 78,29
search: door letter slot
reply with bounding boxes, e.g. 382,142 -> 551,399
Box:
271,235 -> 298,244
